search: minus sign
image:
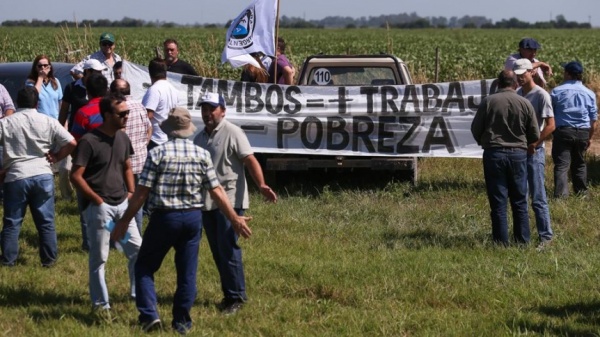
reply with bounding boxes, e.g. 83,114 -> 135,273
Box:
241,125 -> 266,131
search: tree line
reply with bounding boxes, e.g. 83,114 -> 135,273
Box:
1,14 -> 591,29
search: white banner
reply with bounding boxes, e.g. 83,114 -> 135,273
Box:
221,0 -> 278,68
123,61 -> 496,158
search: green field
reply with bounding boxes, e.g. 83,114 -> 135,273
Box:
1,27 -> 600,336
2,27 -> 600,87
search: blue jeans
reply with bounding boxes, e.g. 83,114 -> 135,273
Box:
527,147 -> 553,241
85,199 -> 142,309
202,208 -> 247,301
76,189 -> 89,251
1,174 -> 57,266
133,174 -> 143,235
483,148 -> 530,245
135,209 -> 202,330
552,127 -> 589,197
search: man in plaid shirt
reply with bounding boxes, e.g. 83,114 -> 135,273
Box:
111,106 -> 251,334
109,79 -> 151,234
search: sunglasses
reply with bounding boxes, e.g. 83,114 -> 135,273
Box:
37,64 -> 50,68
115,110 -> 130,118
101,41 -> 114,47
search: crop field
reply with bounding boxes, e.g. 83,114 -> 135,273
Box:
2,27 -> 600,336
2,27 -> 600,88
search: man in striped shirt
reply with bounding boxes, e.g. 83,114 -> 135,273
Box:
109,79 -> 152,234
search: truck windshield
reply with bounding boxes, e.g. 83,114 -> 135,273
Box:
308,67 -> 397,86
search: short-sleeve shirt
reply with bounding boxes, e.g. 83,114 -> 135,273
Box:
79,51 -> 122,83
505,53 -> 546,87
72,129 -> 132,206
268,54 -> 292,84
0,84 -> 15,116
142,79 -> 179,145
0,108 -> 73,182
194,119 -> 253,210
71,97 -> 103,140
138,138 -> 220,211
25,79 -> 63,119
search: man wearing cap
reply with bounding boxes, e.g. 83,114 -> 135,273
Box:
142,58 -> 179,149
471,70 -> 540,246
194,92 -> 277,314
57,60 -> 107,203
551,61 -> 598,198
111,106 -> 252,334
70,92 -> 142,318
163,39 -> 198,76
513,58 -> 555,248
79,32 -> 122,83
505,38 -> 552,88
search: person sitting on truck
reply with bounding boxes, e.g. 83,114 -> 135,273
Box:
241,52 -> 269,83
268,37 -> 295,85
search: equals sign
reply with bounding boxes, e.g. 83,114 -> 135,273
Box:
306,99 -> 325,108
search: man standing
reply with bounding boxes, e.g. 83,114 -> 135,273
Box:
504,38 -> 552,88
110,79 -> 152,233
58,59 -> 107,202
551,61 -> 598,198
71,73 -> 108,141
142,58 -> 179,149
513,58 -> 555,247
70,93 -> 142,316
0,87 -> 76,267
163,39 -> 198,76
471,70 -> 540,246
194,93 -> 277,314
79,32 -> 122,83
111,107 -> 252,334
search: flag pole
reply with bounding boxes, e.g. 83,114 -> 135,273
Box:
273,0 -> 280,84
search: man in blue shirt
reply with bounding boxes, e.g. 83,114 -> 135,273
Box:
551,61 -> 598,198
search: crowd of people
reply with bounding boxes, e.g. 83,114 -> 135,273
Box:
0,32 -> 277,334
472,37 -> 597,248
0,33 -> 596,333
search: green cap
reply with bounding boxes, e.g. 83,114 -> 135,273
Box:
99,32 -> 115,43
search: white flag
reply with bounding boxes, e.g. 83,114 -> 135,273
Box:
221,0 -> 278,68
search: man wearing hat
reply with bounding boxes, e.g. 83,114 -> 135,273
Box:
505,38 -> 552,88
111,106 -> 252,334
78,32 -> 122,83
514,58 -> 555,249
551,61 -> 598,198
194,92 -> 277,314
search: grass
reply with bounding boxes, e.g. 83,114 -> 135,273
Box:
1,156 -> 600,336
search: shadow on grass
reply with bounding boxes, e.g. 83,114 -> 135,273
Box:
380,227 -> 485,250
263,169 -> 415,197
587,155 -> 600,187
516,301 -> 600,336
0,284 -> 99,325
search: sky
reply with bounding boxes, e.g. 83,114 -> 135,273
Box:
0,0 -> 598,27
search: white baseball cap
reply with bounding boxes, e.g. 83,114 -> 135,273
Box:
513,58 -> 533,75
83,59 -> 108,71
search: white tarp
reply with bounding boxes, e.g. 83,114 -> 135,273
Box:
123,61 -> 496,158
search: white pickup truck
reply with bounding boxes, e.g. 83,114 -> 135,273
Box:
260,54 -> 418,184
